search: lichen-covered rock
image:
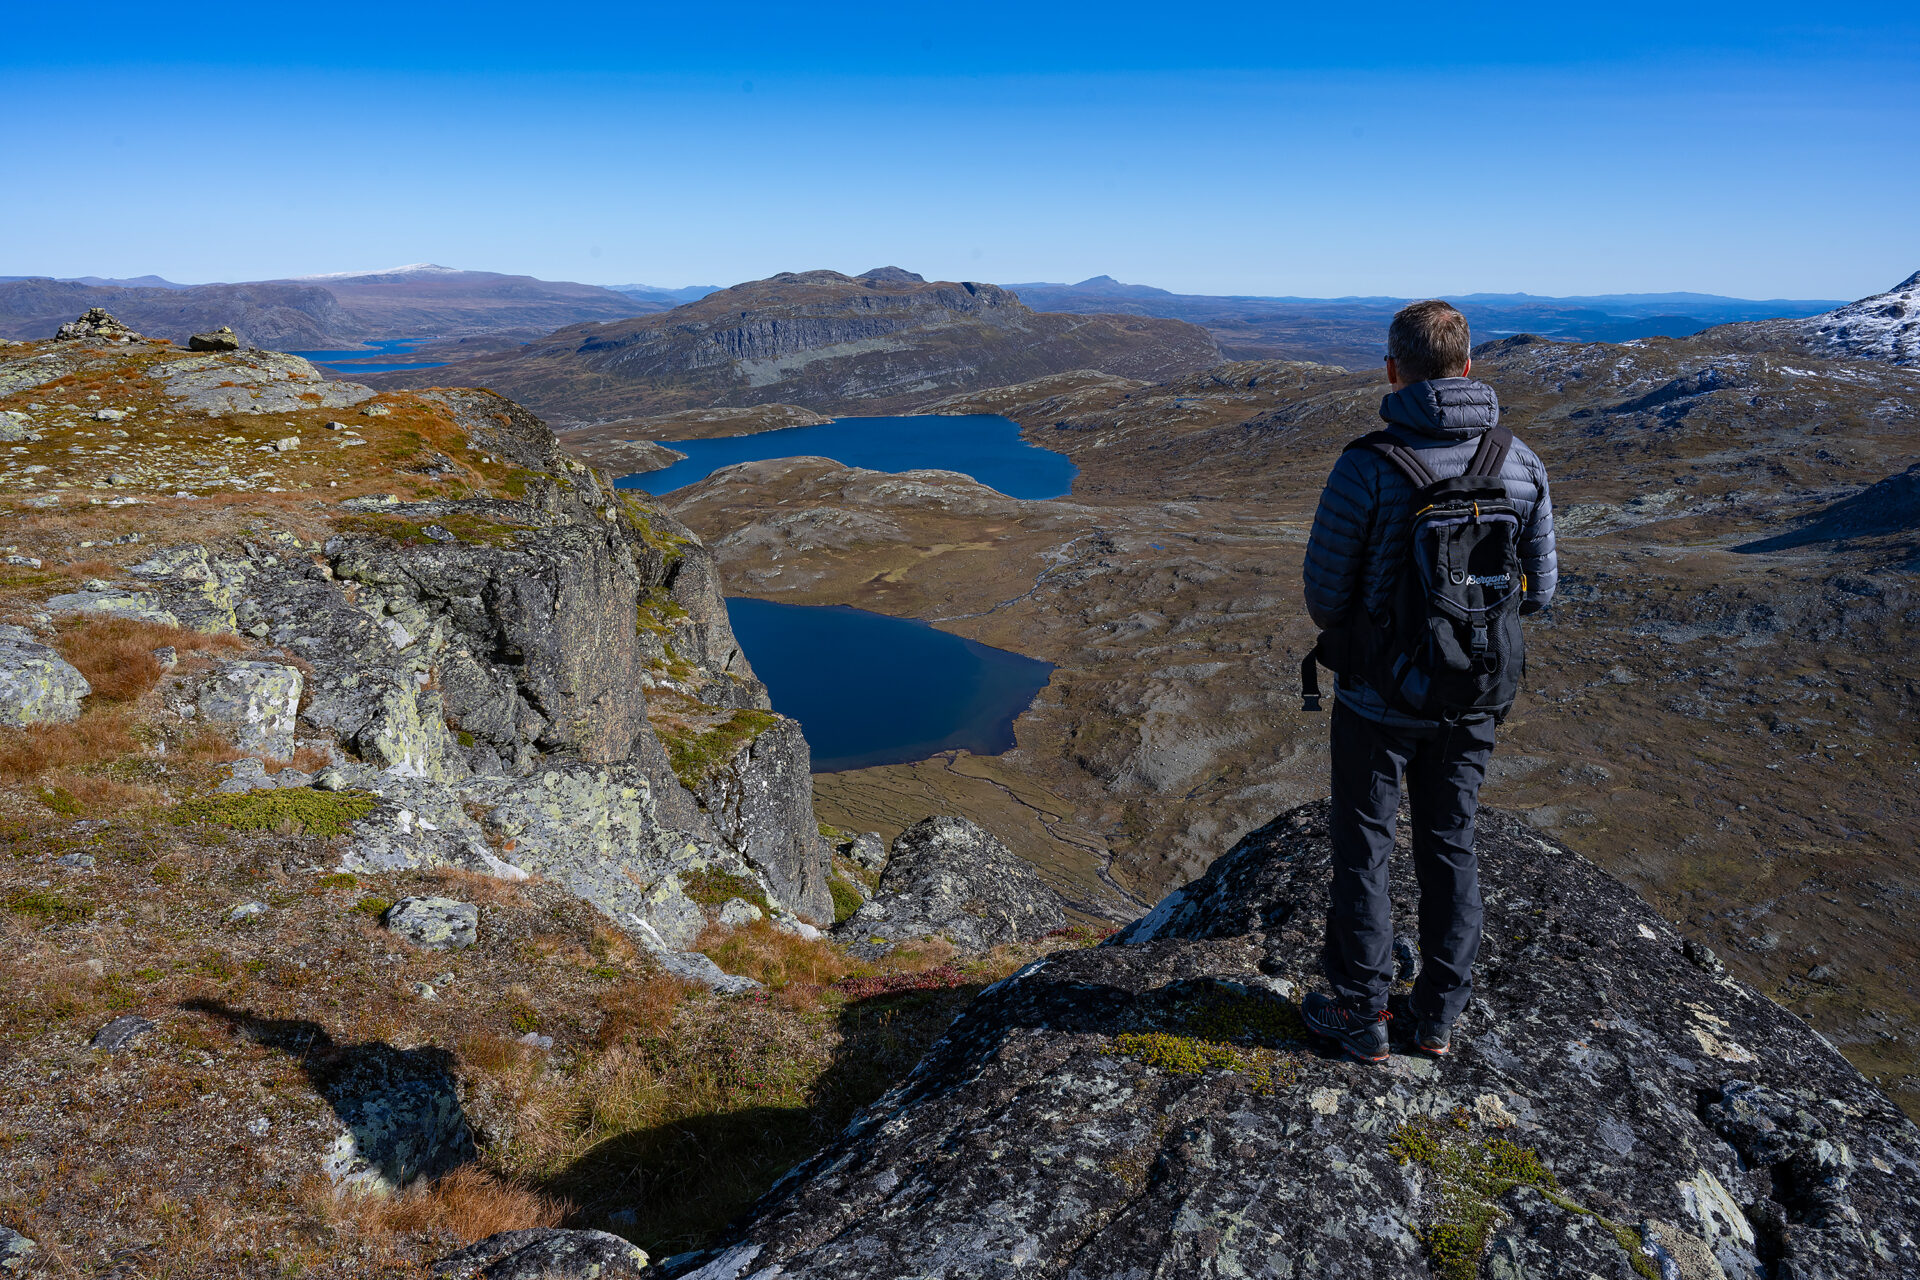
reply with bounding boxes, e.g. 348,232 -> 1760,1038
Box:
843,830 -> 888,875
431,1228 -> 648,1279
148,350 -> 374,414
0,625 -> 90,727
688,714 -> 833,923
319,1042 -> 475,1194
187,325 -> 241,352
835,815 -> 1066,954
44,587 -> 179,627
0,1226 -> 34,1274
382,897 -> 478,950
125,545 -> 242,633
88,1014 -> 158,1053
669,802 -> 1920,1280
197,660 -> 302,757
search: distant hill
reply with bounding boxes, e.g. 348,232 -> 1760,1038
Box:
367,267 -> 1222,424
1706,270 -> 1920,367
270,263 -> 653,338
0,277 -> 357,348
1003,276 -> 1849,367
606,282 -> 722,306
0,263 -> 662,352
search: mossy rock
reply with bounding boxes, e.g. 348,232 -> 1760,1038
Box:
172,788 -> 378,838
657,710 -> 779,789
332,511 -> 532,549
680,866 -> 771,914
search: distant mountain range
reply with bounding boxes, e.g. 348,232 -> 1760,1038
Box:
1002,276 -> 1849,367
0,264 -> 716,350
366,267 -> 1222,424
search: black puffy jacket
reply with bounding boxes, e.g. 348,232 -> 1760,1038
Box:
1303,378 -> 1557,723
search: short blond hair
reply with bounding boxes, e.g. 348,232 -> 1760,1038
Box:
1388,300 -> 1471,383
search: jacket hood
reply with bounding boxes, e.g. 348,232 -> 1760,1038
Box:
1379,377 -> 1500,440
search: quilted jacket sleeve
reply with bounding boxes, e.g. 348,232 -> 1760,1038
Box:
1517,447 -> 1558,615
1303,448 -> 1376,631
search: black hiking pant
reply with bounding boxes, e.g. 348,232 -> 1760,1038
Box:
1323,700 -> 1496,1027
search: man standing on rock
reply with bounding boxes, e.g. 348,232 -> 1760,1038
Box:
1297,300 -> 1557,1063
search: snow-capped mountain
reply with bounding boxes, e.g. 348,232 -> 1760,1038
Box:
1789,271 -> 1920,366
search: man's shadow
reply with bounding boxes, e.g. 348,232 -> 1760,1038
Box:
184,998 -> 476,1191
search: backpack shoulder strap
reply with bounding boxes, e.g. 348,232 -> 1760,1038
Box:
1345,429 -> 1439,490
1464,426 -> 1514,479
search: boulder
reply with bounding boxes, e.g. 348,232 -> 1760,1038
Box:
835,815 -> 1067,954
383,897 -> 479,950
667,802 -> 1920,1280
0,625 -> 90,727
0,1226 -> 35,1274
197,660 -> 302,757
431,1228 -> 647,1279
320,1042 -> 475,1194
843,830 -> 887,875
188,326 -> 241,352
89,1015 -> 156,1053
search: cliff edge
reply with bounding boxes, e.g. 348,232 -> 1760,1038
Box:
664,801 -> 1920,1280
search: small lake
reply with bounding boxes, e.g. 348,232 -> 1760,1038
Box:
287,337 -> 449,375
619,413 -> 1076,499
725,596 -> 1053,773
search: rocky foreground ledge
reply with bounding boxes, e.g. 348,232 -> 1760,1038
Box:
664,801 -> 1920,1280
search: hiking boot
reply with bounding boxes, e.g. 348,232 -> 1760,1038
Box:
1413,1019 -> 1452,1057
1301,991 -> 1390,1064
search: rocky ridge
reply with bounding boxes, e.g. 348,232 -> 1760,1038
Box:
1718,270 -> 1920,367
0,319 -> 836,986
665,801 -> 1920,1280
368,268 -> 1222,425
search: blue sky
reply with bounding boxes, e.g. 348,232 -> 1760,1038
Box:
4,2 -> 1915,299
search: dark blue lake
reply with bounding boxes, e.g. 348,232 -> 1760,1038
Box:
288,337 -> 449,374
725,596 -> 1053,773
618,414 -> 1076,499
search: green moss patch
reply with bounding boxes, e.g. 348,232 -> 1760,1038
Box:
680,867 -> 772,914
172,789 -> 378,838
636,585 -> 691,637
4,887 -> 94,925
827,873 -> 864,925
1103,1030 -> 1291,1095
1388,1113 -> 1655,1280
620,493 -> 690,562
333,511 -> 532,549
658,709 -> 779,788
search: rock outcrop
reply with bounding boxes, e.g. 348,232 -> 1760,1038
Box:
18,333 -> 836,983
835,815 -> 1068,955
0,625 -> 90,727
667,802 -> 1920,1280
370,268 -> 1222,424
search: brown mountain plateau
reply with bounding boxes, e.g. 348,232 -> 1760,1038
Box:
366,269 -> 1223,425
659,315 -> 1920,1117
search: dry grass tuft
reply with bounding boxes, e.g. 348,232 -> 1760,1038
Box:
592,974 -> 702,1049
426,865 -> 534,909
264,744 -> 331,775
314,1166 -> 569,1251
53,616 -> 247,703
0,709 -> 141,784
693,920 -> 868,991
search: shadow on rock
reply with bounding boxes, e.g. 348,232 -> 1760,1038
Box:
183,998 -> 476,1193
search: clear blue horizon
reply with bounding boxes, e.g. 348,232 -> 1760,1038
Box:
5,2 -> 1915,300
